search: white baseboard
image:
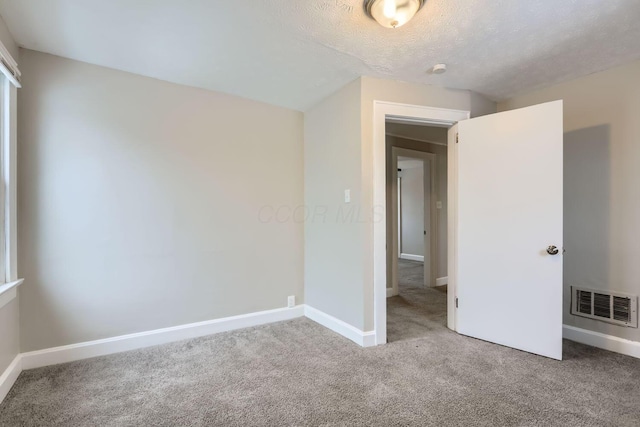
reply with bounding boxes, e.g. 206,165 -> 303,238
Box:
6,303 -> 378,404
400,253 -> 424,262
21,305 -> 305,370
304,305 -> 376,347
387,288 -> 398,298
436,276 -> 448,287
563,324 -> 640,359
0,354 -> 22,403
7,313 -> 638,406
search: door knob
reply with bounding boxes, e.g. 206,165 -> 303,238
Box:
546,245 -> 559,255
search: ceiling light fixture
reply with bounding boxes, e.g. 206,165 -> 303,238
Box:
365,0 -> 425,29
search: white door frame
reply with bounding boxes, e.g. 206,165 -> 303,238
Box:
391,147 -> 437,295
397,176 -> 402,260
373,101 -> 470,345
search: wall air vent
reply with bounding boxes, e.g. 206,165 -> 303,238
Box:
571,286 -> 638,328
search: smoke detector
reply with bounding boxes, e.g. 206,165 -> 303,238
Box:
431,64 -> 447,74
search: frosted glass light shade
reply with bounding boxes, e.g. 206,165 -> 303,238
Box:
365,0 -> 424,29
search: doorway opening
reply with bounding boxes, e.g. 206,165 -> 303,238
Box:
386,121 -> 448,342
373,100 -> 563,360
372,102 -> 469,346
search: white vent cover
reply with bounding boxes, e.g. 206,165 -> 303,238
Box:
570,286 -> 638,328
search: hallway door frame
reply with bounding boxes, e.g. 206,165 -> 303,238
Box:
390,147 -> 437,295
373,101 -> 470,345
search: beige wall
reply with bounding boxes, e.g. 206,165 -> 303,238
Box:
499,59 -> 640,343
470,91 -> 498,119
18,50 -> 304,351
304,79 -> 365,330
0,15 -> 19,375
14,60 -> 495,350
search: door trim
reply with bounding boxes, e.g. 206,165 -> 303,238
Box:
373,101 -> 470,345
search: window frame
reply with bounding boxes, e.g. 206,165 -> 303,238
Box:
0,50 -> 22,308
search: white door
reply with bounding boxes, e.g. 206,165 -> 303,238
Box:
453,101 -> 563,360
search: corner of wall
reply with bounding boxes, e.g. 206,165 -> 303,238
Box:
469,91 -> 497,118
303,76 -> 366,332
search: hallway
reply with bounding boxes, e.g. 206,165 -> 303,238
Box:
387,259 -> 447,343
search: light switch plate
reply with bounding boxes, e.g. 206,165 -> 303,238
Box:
344,189 -> 351,203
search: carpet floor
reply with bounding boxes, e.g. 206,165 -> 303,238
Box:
1,265 -> 640,425
388,259 -> 447,343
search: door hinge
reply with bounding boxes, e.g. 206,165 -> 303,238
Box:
456,133 -> 459,143
455,297 -> 458,308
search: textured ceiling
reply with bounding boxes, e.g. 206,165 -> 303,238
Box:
1,0 -> 639,111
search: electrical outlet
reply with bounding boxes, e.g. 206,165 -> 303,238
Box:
436,201 -> 443,209
287,295 -> 295,308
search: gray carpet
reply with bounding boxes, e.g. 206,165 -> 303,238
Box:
388,259 -> 447,343
2,270 -> 640,425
